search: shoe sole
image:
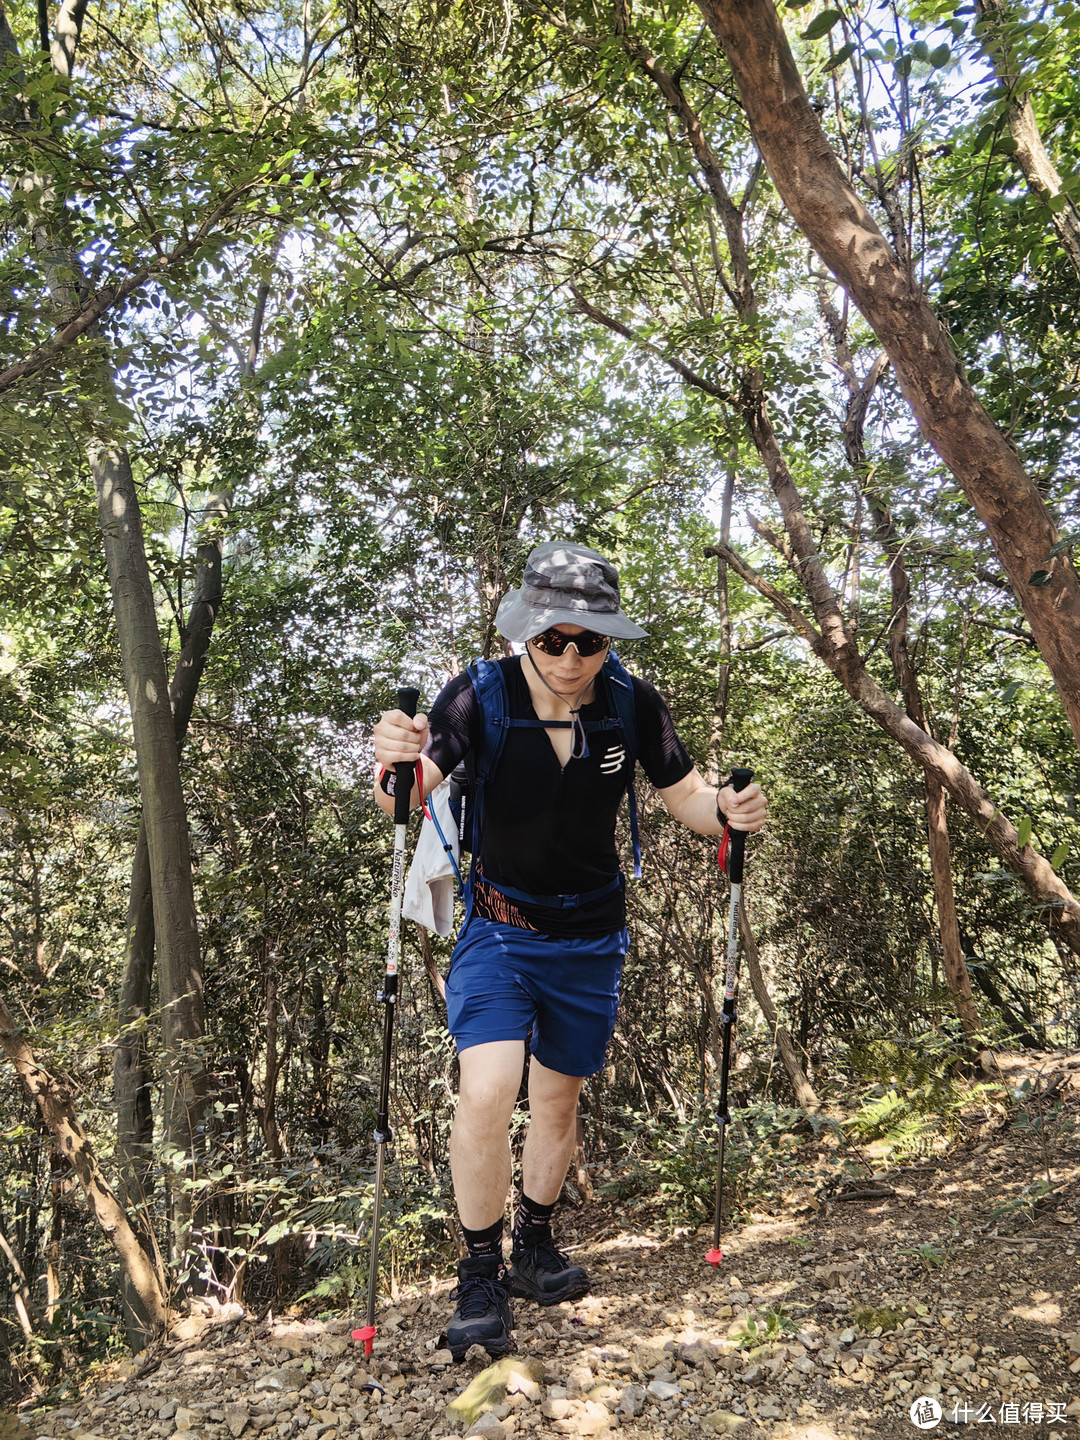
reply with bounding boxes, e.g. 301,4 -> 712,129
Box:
447,1334 -> 513,1363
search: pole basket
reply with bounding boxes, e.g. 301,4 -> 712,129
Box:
351,1323 -> 377,1355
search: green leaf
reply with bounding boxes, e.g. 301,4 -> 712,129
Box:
824,40 -> 857,70
1000,680 -> 1023,704
1016,816 -> 1032,848
803,9 -> 844,41
1051,841 -> 1069,872
929,43 -> 951,67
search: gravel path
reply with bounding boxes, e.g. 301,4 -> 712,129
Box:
12,1063 -> 1080,1440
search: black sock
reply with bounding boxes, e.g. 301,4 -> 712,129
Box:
461,1217 -> 504,1260
512,1193 -> 555,1252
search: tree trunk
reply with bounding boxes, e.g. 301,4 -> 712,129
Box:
695,390 -> 815,1109
0,1225 -> 34,1340
739,899 -> 820,1111
2,0 -> 209,1262
925,774 -> 979,1036
115,493 -> 228,1209
709,444 -> 738,775
0,993 -> 169,1331
695,0 -> 1080,751
93,444 -> 207,1206
114,831 -> 155,1210
825,305 -> 980,1038
112,277 -> 265,1233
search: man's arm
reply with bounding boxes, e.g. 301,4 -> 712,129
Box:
656,767 -> 767,836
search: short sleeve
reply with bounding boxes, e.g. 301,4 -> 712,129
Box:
632,677 -> 695,789
424,671 -> 481,777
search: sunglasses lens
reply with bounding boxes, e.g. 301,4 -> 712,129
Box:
531,630 -> 563,655
577,632 -> 609,656
532,628 -> 609,656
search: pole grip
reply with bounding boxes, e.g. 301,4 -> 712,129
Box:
394,686 -> 420,825
725,767 -> 754,886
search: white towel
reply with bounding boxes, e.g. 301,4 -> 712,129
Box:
402,780 -> 461,937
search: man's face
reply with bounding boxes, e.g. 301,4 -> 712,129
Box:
526,624 -> 610,697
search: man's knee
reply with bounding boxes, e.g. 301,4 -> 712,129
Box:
456,1042 -> 524,1132
528,1066 -> 584,1127
457,1078 -> 517,1131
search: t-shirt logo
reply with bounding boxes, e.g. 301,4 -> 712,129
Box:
600,744 -> 626,775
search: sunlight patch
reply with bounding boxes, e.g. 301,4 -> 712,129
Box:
738,1216 -> 805,1244
770,1426 -> 843,1440
1009,1299 -> 1061,1325
593,1233 -> 661,1253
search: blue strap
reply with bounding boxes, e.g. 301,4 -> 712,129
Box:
500,713 -> 619,763
604,654 -> 642,879
477,871 -> 624,911
427,798 -> 463,892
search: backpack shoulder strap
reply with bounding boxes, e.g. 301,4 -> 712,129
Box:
468,656 -> 510,767
601,650 -> 642,880
465,657 -> 511,860
602,650 -> 639,759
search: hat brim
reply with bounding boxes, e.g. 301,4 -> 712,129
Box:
495,590 -> 648,643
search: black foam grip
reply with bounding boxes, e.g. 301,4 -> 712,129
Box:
726,767 -> 754,885
394,687 -> 420,825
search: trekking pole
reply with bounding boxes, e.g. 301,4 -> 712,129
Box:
706,766 -> 754,1269
353,685 -> 420,1357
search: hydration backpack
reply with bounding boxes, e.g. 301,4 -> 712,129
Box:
448,652 -> 642,900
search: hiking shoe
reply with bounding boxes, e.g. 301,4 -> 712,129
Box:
446,1256 -> 513,1361
507,1237 -> 589,1306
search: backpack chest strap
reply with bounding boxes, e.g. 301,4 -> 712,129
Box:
497,716 -> 624,732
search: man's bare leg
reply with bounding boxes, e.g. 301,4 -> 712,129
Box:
520,1058 -> 584,1204
445,1041 -> 524,1361
450,1039 -> 525,1229
508,1058 -> 590,1305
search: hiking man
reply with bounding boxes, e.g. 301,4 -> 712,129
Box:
372,541 -> 767,1359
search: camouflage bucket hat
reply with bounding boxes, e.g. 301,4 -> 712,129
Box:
495,541 -> 648,643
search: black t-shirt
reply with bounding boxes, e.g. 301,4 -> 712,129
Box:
424,656 -> 694,936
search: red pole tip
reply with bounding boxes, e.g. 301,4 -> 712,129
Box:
705,1247 -> 723,1267
351,1325 -> 377,1355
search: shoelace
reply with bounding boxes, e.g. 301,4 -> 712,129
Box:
515,1235 -> 573,1271
450,1274 -> 507,1320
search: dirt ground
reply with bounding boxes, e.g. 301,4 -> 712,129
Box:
12,1052 -> 1080,1440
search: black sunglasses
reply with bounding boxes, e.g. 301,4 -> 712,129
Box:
529,627 -> 611,658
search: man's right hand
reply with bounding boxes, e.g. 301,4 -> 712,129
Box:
373,708 -> 430,771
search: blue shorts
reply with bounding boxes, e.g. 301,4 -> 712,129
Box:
444,917 -> 628,1078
